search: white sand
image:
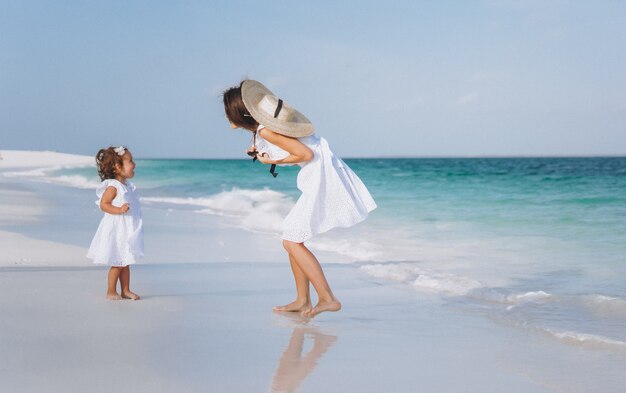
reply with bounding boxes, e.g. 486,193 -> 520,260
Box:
0,187 -> 48,225
0,263 -> 558,393
5,261 -> 625,393
1,156 -> 90,267
0,150 -> 93,169
0,230 -> 88,267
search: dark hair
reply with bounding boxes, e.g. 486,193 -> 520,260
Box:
222,81 -> 258,132
95,147 -> 124,180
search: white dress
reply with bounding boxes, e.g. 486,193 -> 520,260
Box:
87,179 -> 144,266
255,126 -> 377,243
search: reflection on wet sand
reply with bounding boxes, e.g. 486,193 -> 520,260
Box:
270,326 -> 338,393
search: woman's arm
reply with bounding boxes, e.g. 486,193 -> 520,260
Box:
99,186 -> 129,214
257,128 -> 313,165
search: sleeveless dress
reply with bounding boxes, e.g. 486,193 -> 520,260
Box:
255,125 -> 377,243
87,179 -> 144,266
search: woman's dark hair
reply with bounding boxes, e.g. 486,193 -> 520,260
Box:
95,147 -> 124,180
223,81 -> 258,132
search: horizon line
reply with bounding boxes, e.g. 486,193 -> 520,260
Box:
1,149 -> 625,160
138,154 -> 626,160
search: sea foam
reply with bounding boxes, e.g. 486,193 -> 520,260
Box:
307,237 -> 385,262
144,188 -> 293,235
144,189 -> 390,262
2,168 -> 98,189
542,329 -> 626,350
581,294 -> 626,317
360,263 -> 485,296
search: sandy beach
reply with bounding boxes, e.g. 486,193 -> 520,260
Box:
3,262 -> 559,393
1,151 -> 625,393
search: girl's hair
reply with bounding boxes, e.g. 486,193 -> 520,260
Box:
95,147 -> 124,180
223,81 -> 259,132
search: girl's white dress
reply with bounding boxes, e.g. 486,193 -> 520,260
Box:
255,125 -> 377,243
87,179 -> 144,266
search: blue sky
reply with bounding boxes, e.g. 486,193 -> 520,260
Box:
1,0 -> 625,158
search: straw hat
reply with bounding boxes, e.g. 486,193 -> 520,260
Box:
241,80 -> 314,138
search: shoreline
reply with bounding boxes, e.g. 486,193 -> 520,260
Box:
4,261 -> 625,392
0,262 -> 556,393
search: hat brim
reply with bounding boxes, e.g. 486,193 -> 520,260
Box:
241,80 -> 314,138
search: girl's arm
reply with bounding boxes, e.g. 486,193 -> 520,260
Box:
99,186 -> 129,214
257,128 -> 313,165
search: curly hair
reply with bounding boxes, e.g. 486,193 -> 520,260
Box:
95,147 -> 124,181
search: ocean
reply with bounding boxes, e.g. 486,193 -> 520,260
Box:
35,156 -> 626,351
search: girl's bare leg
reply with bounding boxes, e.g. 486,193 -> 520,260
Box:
120,266 -> 140,300
283,240 -> 341,318
273,254 -> 312,312
107,267 -> 123,300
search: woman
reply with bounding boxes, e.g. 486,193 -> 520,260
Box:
222,80 -> 376,317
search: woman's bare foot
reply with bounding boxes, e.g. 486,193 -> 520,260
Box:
302,300 -> 341,318
273,300 -> 312,313
107,292 -> 122,300
121,290 -> 140,300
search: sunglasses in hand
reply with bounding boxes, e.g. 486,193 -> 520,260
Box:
246,150 -> 277,178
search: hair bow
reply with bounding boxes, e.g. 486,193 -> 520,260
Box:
114,146 -> 126,156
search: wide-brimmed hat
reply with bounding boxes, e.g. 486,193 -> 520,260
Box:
241,80 -> 314,138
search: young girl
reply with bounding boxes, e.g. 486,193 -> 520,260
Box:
223,80 -> 377,317
87,146 -> 143,300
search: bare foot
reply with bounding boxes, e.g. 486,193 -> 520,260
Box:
121,290 -> 140,300
273,300 -> 312,313
107,292 -> 122,300
302,300 -> 341,318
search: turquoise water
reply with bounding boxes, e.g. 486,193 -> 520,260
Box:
59,156 -> 626,347
63,156 -> 626,268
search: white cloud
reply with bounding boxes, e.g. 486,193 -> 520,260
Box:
457,93 -> 479,106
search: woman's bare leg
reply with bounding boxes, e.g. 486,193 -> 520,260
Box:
107,267 -> 123,300
120,266 -> 140,300
283,240 -> 341,318
274,254 -> 311,312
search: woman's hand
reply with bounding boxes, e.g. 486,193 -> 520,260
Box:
256,152 -> 275,165
258,128 -> 313,164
